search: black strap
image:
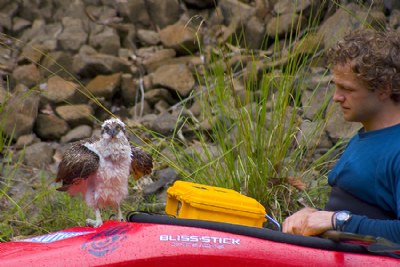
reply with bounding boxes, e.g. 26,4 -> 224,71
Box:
126,212 -> 370,255
325,186 -> 396,220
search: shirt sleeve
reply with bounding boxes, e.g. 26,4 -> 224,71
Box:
344,215 -> 400,244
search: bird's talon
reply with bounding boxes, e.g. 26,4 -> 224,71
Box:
108,214 -> 124,222
86,218 -> 103,228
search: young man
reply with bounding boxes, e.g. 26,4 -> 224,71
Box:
282,28 -> 400,243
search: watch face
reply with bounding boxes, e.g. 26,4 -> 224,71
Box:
337,211 -> 350,221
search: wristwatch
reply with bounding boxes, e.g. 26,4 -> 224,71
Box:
333,210 -> 352,231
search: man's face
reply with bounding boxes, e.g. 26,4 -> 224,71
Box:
332,63 -> 384,130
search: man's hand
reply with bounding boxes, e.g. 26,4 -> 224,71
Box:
282,207 -> 335,236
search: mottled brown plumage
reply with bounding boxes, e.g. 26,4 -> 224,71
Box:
56,137 -> 99,192
130,146 -> 153,180
55,118 -> 153,227
56,140 -> 153,191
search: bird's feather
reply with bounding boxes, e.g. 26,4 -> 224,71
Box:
130,146 -> 153,180
56,138 -> 100,191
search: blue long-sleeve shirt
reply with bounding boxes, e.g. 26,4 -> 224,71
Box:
328,123 -> 400,243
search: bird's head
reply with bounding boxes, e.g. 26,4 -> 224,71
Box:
101,118 -> 126,140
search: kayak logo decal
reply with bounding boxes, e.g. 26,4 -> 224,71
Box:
20,231 -> 94,243
160,234 -> 241,249
82,224 -> 131,257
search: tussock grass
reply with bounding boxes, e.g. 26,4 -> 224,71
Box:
161,1 -> 343,221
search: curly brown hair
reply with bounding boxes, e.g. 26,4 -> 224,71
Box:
328,28 -> 400,102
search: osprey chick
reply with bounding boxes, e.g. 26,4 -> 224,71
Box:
56,118 -> 153,227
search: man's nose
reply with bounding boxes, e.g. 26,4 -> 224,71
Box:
333,89 -> 344,102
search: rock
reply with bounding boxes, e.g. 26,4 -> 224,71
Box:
317,3 -> 383,50
144,88 -> 176,106
40,51 -> 74,79
266,13 -> 305,37
55,104 -> 94,127
89,25 -> 121,56
18,0 -> 52,21
129,101 -> 153,118
145,0 -> 181,29
17,44 -> 46,64
183,0 -> 218,9
122,75 -> 153,107
147,112 -> 179,136
274,0 -> 312,14
389,9 -> 400,28
244,15 -> 266,49
15,134 -> 40,149
23,142 -> 55,169
60,125 -> 93,143
159,22 -> 198,55
52,0 -> 87,21
143,167 -> 180,196
219,0 -> 255,25
136,47 -> 177,73
17,19 -> 42,43
35,114 -> 70,140
12,16 -> 31,33
1,84 -> 40,140
184,140 -> 221,162
25,21 -> 61,51
301,69 -> 333,120
325,102 -> 361,141
0,42 -> 13,68
2,114 -> 37,141
73,45 -> 131,77
0,1 -> 18,31
230,78 -> 247,104
157,55 -> 204,72
296,120 -> 332,152
154,99 -> 170,113
58,17 -> 88,51
384,0 -> 400,14
121,73 -> 138,106
0,85 -> 8,105
85,73 -> 121,99
115,0 -> 152,27
151,64 -> 195,97
137,29 -> 160,46
188,98 -> 202,117
11,64 -> 41,88
41,75 -> 80,104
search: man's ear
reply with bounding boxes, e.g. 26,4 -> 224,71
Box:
378,84 -> 392,100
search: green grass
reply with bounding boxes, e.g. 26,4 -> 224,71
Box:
159,0 -> 342,221
0,164 -> 146,241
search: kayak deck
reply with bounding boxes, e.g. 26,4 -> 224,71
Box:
0,214 -> 399,267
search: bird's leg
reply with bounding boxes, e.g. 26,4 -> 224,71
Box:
117,206 -> 124,222
86,209 -> 103,227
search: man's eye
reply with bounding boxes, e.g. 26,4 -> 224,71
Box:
336,85 -> 350,91
343,87 -> 354,92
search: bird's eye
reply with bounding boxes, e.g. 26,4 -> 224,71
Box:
102,126 -> 110,135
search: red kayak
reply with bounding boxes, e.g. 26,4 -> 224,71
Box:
1,212 -> 399,267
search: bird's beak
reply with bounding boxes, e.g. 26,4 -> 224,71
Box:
110,129 -> 117,138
